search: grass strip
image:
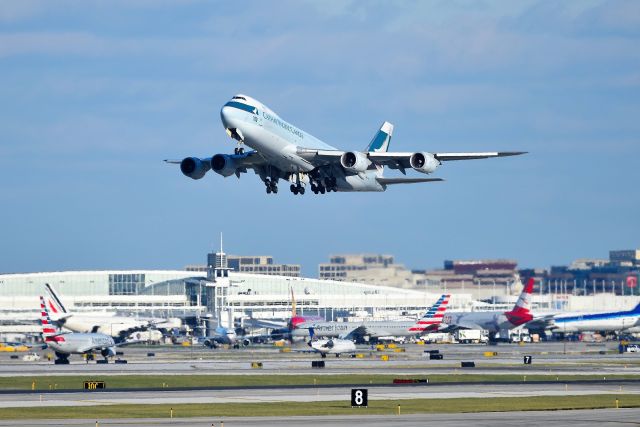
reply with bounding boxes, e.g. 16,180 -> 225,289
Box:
0,394 -> 637,419
4,374 -> 640,392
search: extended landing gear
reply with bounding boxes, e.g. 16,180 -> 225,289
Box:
323,177 -> 338,192
265,179 -> 278,194
54,352 -> 70,365
290,184 -> 305,195
234,147 -> 245,155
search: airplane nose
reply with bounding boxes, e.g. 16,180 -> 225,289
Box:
220,105 -> 231,128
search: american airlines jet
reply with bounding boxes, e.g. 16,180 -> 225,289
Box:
39,296 -> 118,364
168,94 -> 525,194
292,294 -> 451,340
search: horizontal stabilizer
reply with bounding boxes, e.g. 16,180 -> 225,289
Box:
377,177 -> 444,185
435,152 -> 527,161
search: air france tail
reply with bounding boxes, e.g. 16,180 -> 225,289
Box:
409,294 -> 451,332
504,278 -> 534,326
44,283 -> 69,321
366,122 -> 393,153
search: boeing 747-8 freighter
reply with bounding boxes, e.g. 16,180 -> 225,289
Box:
168,94 -> 525,195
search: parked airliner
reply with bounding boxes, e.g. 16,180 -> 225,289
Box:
44,283 -> 161,340
292,294 -> 450,340
39,296 -> 118,364
533,303 -> 640,334
440,278 -> 534,340
168,94 -> 525,195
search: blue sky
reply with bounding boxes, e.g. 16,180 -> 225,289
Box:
0,1 -> 638,275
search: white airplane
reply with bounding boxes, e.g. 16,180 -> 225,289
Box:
440,279 -> 534,340
168,94 -> 525,194
43,283 -> 159,340
39,296 -> 118,364
300,327 -> 356,358
292,294 -> 450,340
530,303 -> 640,334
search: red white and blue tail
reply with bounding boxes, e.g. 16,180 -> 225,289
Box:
40,295 -> 64,343
409,294 -> 451,333
505,278 -> 534,326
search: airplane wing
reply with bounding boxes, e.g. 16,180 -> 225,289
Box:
439,320 -> 485,332
296,149 -> 526,172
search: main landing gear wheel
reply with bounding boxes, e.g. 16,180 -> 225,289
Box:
234,147 -> 245,155
265,179 -> 278,194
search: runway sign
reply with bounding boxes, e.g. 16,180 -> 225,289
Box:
351,388 -> 368,407
84,381 -> 105,390
524,355 -> 532,364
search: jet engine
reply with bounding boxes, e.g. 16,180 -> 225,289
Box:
409,152 -> 440,174
180,157 -> 211,180
100,347 -> 116,358
340,151 -> 371,173
211,154 -> 236,177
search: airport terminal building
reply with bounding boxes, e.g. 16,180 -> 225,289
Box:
0,265 -> 471,333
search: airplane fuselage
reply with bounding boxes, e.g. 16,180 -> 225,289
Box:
551,312 -> 640,333
442,312 -> 516,333
220,100 -> 385,192
46,332 -> 115,355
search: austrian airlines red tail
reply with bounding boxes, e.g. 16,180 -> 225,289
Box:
504,278 -> 534,326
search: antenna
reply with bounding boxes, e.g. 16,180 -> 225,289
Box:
219,232 -> 223,253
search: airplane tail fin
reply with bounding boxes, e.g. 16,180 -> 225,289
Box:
366,121 -> 393,153
505,278 -> 534,326
631,303 -> 640,314
409,294 -> 450,333
40,296 -> 61,343
44,283 -> 69,321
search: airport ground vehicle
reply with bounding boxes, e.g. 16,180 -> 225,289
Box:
454,329 -> 488,344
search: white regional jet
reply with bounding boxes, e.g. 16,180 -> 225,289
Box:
302,327 -> 356,358
168,94 -> 525,195
39,296 -> 118,364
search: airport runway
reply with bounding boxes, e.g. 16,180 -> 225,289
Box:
0,382 -> 637,408
1,409 -> 639,427
1,341 -> 638,376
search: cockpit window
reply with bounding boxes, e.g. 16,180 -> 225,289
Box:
232,96 -> 246,101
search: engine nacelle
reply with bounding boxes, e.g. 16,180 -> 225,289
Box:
340,151 -> 371,173
410,152 -> 440,174
211,154 -> 236,177
100,347 -> 116,358
180,157 -> 210,180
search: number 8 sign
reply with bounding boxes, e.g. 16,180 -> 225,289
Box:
351,388 -> 368,407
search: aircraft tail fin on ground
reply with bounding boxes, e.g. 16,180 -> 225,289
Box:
44,283 -> 69,320
631,303 -> 640,314
366,122 -> 393,153
40,296 -> 63,343
505,278 -> 534,326
409,294 -> 450,332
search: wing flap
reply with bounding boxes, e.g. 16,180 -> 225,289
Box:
377,177 -> 444,185
435,152 -> 527,161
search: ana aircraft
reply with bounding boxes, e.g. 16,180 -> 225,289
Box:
292,294 -> 451,341
440,278 -> 534,340
39,296 -> 119,364
168,94 -> 525,195
531,303 -> 640,335
43,283 -> 159,340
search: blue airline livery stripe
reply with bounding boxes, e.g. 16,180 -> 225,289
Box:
224,101 -> 257,115
555,310 -> 640,324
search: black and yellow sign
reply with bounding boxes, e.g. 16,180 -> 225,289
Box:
83,381 -> 106,390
